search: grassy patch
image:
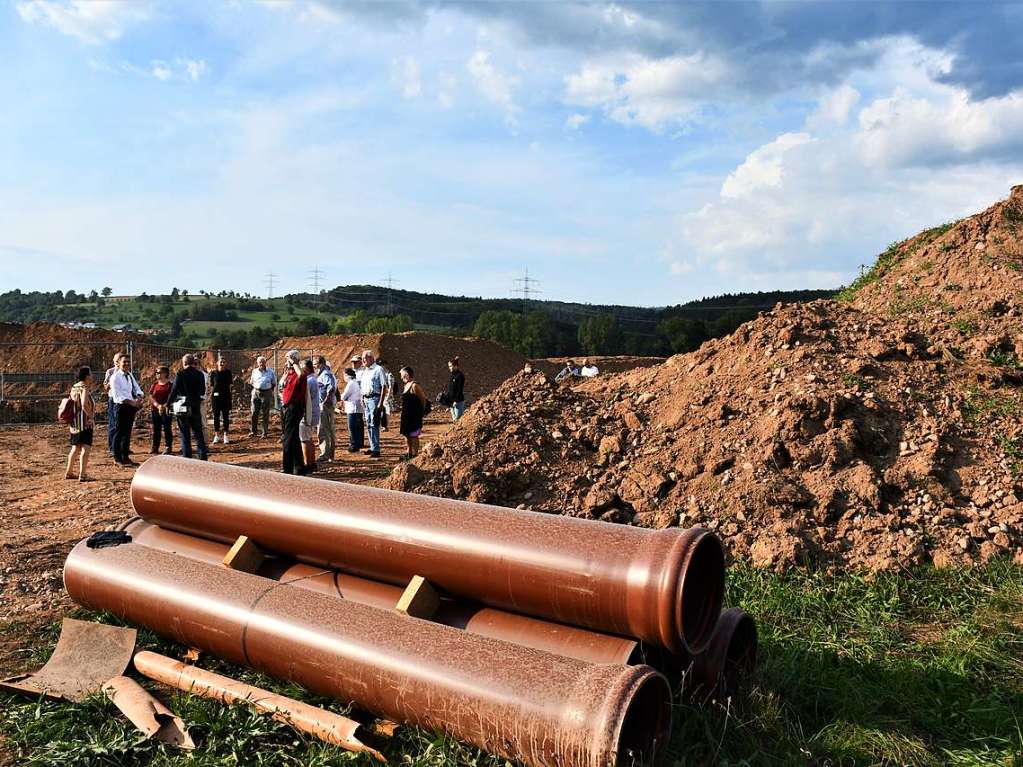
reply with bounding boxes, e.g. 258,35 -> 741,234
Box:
954,318 -> 977,336
997,435 -> 1023,480
3,564 -> 1023,766
837,223 -> 958,302
962,387 -> 1022,425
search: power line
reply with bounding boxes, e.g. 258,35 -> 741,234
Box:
511,268 -> 541,314
264,272 -> 277,299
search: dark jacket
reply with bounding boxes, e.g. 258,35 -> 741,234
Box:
169,366 -> 207,411
447,370 -> 465,404
210,369 -> 233,407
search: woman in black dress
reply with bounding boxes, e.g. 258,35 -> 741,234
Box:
398,365 -> 428,458
65,366 -> 95,482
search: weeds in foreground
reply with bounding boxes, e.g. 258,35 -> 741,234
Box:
837,222 -> 958,302
962,386 -> 1022,425
2,563 -> 1022,766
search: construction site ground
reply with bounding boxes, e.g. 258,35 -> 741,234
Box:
1,421 -> 1021,765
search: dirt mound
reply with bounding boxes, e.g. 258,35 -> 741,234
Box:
389,299 -> 1023,571
0,322 -> 144,374
270,332 -> 525,405
848,184 -> 1023,361
532,355 -> 666,377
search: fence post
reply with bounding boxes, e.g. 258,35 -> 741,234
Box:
128,340 -> 134,373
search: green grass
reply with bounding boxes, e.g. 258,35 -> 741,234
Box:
837,222 -> 958,302
962,387 -> 1022,425
3,563 -> 1022,766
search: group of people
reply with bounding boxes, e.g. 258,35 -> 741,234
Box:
64,349 -> 469,480
554,357 -> 600,382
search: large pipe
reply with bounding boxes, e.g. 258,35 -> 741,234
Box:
681,608 -> 758,702
64,539 -> 672,767
131,456 -> 724,653
125,519 -> 641,666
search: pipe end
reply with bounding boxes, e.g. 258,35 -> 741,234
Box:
674,529 -> 725,655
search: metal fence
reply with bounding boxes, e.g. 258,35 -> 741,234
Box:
0,341 -> 321,426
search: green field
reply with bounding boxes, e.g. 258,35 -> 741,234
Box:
53,296 -> 337,346
3,562 -> 1021,766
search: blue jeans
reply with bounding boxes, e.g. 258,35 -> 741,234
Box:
177,410 -> 208,460
363,396 -> 380,453
451,400 -> 466,421
347,412 -> 364,450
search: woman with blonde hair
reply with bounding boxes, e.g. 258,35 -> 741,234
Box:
65,366 -> 95,482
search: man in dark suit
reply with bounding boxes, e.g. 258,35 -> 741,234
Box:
169,353 -> 208,460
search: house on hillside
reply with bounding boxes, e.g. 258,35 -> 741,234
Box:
111,323 -> 132,332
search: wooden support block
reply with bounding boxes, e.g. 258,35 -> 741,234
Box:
222,535 -> 265,573
395,575 -> 439,620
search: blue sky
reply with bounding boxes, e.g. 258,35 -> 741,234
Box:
1,1 -> 1022,306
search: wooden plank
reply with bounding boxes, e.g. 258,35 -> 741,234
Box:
395,575 -> 439,620
222,536 -> 264,573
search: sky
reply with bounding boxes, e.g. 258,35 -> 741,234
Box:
1,1 -> 1022,306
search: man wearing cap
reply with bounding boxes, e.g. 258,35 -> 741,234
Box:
315,356 -> 337,462
356,350 -> 388,458
279,350 -> 307,474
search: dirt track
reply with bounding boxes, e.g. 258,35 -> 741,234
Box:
0,417 -> 449,680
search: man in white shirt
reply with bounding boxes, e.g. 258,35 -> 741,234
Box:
109,354 -> 144,466
248,356 -> 276,438
103,351 -> 126,456
356,350 -> 388,458
340,367 -> 364,452
580,359 -> 600,377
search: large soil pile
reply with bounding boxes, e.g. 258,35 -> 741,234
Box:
850,184 -> 1023,357
390,189 -> 1023,572
270,332 -> 525,405
0,322 -> 144,374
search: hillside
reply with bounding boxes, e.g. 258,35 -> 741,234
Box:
389,187 -> 1023,572
0,286 -> 836,359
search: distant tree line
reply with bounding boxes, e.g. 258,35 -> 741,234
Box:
0,286 -> 835,358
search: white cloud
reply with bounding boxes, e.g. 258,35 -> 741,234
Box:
467,50 -> 519,121
565,113 -> 589,130
147,58 -> 208,83
856,87 -> 1023,167
392,55 -> 422,99
807,84 -> 861,129
16,0 -> 150,44
151,61 -> 172,81
671,86 -> 1023,290
564,51 -> 729,131
720,133 -> 816,199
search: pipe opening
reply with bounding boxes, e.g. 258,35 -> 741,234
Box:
721,612 -> 758,696
676,533 -> 725,654
615,672 -> 672,767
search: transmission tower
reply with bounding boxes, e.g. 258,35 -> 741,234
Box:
264,272 -> 278,299
383,272 -> 399,315
512,268 -> 541,314
309,265 -> 325,297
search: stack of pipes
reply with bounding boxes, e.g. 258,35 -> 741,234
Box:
63,456 -> 756,766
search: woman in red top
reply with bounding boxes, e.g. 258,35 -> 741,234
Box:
149,365 -> 174,454
279,351 -> 307,475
